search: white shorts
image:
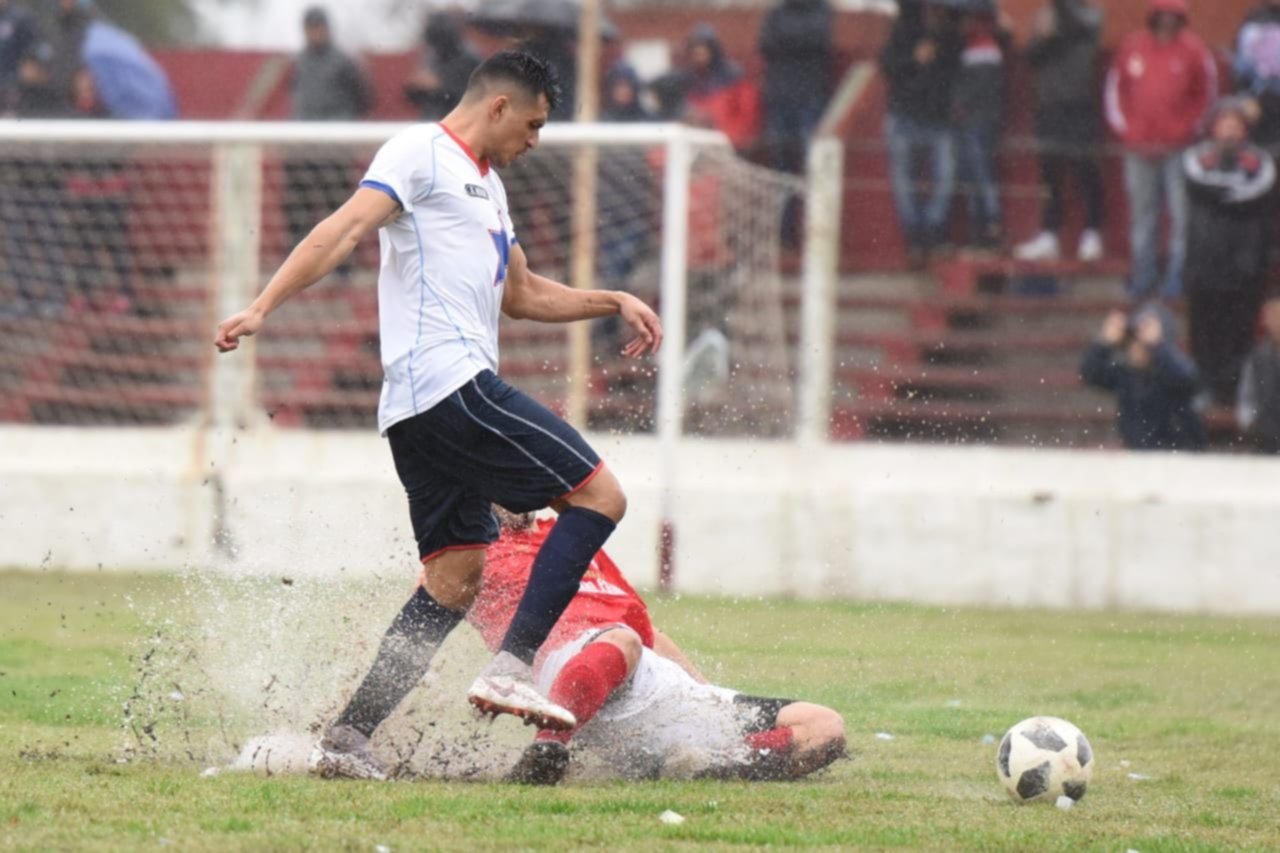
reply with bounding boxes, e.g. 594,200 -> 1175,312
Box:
536,628 -> 766,779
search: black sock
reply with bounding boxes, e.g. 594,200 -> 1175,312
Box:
499,506 -> 617,664
335,586 -> 462,737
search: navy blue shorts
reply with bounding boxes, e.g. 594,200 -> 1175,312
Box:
387,370 -> 603,562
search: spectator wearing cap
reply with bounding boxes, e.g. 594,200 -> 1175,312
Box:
1233,0 -> 1280,146
880,1 -> 962,265
286,6 -> 373,265
682,24 -> 760,151
1015,0 -> 1105,263
1105,0 -> 1218,302
403,14 -> 479,122
1183,97 -> 1275,406
1237,295 -> 1280,453
1081,305 -> 1207,451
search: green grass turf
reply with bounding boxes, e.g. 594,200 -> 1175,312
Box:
2,569 -> 1279,851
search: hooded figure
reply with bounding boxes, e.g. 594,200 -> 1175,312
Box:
1105,0 -> 1217,300
682,25 -> 759,149
601,62 -> 649,123
404,15 -> 480,121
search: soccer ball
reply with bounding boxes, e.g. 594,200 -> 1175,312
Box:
996,716 -> 1094,804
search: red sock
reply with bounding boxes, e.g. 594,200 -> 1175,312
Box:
745,726 -> 794,756
535,643 -> 629,745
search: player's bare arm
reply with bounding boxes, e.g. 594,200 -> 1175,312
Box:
501,241 -> 663,358
651,628 -> 709,684
214,187 -> 400,352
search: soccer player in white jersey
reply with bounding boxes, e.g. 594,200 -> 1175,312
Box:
214,52 -> 663,780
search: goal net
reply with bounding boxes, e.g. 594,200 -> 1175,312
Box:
0,122 -> 803,438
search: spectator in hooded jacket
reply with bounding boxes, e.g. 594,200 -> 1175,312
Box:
403,13 -> 480,121
758,0 -> 833,174
1081,305 -> 1207,452
1234,0 -> 1280,146
286,7 -> 373,266
1183,97 -> 1275,405
1015,0 -> 1105,263
682,24 -> 760,151
1237,295 -> 1280,453
881,1 -> 962,265
596,62 -> 655,346
0,0 -> 40,115
951,0 -> 1008,252
1105,0 -> 1217,302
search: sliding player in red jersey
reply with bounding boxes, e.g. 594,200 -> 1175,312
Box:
464,510 -> 847,785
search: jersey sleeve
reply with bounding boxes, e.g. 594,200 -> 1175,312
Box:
361,127 -> 437,212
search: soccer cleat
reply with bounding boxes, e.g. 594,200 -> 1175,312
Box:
505,740 -> 571,786
1077,229 -> 1104,262
467,651 -> 577,732
307,724 -> 388,781
1013,231 -> 1060,262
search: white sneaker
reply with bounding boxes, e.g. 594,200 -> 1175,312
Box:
467,651 -> 577,732
1013,231 -> 1060,262
308,724 -> 388,781
1077,229 -> 1103,262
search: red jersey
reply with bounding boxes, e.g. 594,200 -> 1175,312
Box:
1105,28 -> 1218,152
466,519 -> 655,656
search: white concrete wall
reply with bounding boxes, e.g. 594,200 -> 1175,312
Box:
3,424 -> 1279,614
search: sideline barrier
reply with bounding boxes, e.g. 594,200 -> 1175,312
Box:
4,424 -> 1279,615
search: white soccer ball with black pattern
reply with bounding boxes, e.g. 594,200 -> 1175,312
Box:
996,716 -> 1094,804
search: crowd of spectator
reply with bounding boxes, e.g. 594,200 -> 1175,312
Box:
4,0 -> 1280,454
871,0 -> 1280,453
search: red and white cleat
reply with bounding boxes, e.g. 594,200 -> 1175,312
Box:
467,651 -> 577,732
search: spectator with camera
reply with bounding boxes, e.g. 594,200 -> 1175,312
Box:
1237,295 -> 1280,453
1081,306 -> 1207,451
1183,97 -> 1275,406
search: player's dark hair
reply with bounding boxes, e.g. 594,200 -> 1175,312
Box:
466,51 -> 561,112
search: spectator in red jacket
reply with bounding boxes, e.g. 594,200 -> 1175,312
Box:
1105,0 -> 1217,302
681,24 -> 760,151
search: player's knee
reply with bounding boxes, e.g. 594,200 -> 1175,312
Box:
419,549 -> 486,611
596,627 -> 643,674
567,467 -> 627,523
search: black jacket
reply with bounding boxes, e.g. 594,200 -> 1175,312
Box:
1025,0 -> 1102,112
758,0 -> 833,107
1183,141 -> 1276,292
879,6 -> 961,126
1081,342 -> 1207,451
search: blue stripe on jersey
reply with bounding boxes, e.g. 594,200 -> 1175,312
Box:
359,179 -> 402,209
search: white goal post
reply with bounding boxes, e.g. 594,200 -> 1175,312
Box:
0,119 -> 828,586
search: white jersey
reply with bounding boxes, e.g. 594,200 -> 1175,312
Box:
360,122 -> 518,435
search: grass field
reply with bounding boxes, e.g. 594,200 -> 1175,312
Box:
2,569 -> 1279,851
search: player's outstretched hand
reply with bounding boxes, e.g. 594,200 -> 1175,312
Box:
618,293 -> 662,358
214,308 -> 264,353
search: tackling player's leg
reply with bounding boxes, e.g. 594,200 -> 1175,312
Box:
310,548 -> 483,780
506,627 -> 642,785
